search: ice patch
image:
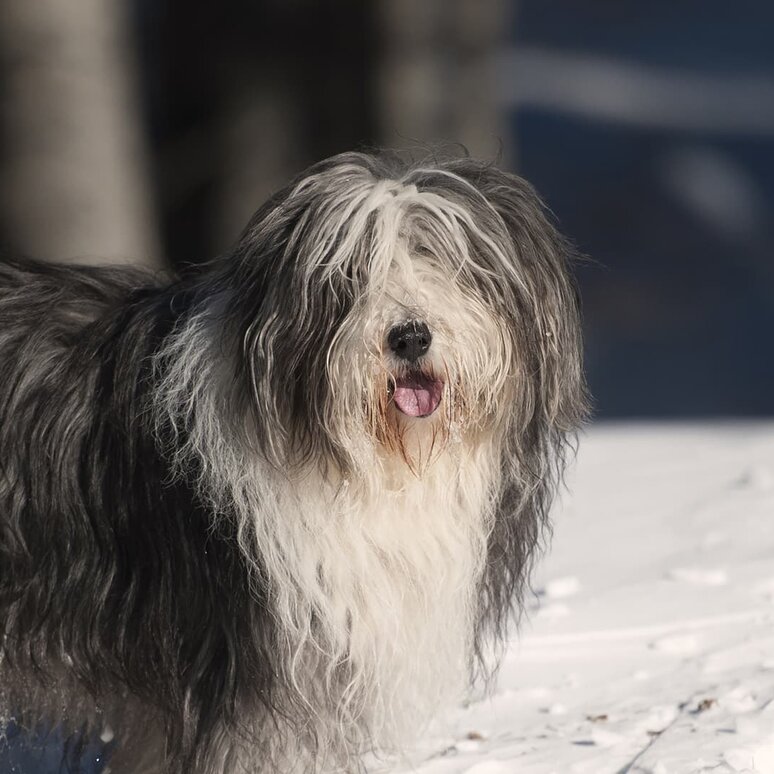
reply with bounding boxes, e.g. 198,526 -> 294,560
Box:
456,738 -> 484,753
541,576 -> 582,599
649,633 -> 701,655
641,705 -> 679,733
632,669 -> 651,681
721,688 -> 759,714
535,602 -> 570,621
724,742 -> 774,771
462,763 -> 511,774
589,727 -> 625,748
668,567 -> 728,586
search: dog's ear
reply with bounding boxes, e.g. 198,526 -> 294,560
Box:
476,167 -> 588,439
408,159 -> 588,439
443,162 -> 590,650
221,175 -> 369,471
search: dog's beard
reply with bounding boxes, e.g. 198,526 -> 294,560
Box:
252,256 -> 515,761
153,259 -> 512,766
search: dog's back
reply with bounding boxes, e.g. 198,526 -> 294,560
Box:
0,256 -> 160,544
0,258 -> 167,769
0,255 -> 154,348
0,257 -> 252,773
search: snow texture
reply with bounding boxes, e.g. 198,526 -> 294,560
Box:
376,423 -> 774,774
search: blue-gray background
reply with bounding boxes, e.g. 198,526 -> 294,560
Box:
1,0 -> 772,419
513,1 -> 774,417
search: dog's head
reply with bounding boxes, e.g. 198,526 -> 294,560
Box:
220,152 -> 586,485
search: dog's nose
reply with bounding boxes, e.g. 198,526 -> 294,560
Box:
387,322 -> 432,362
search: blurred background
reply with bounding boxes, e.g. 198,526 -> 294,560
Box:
0,0 -> 772,418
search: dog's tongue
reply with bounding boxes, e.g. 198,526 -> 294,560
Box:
392,375 -> 443,418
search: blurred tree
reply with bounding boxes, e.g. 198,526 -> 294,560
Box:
377,0 -> 509,162
0,0 -> 510,270
0,0 -> 161,267
136,0 -> 376,262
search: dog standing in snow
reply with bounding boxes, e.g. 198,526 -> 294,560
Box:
0,152 -> 587,773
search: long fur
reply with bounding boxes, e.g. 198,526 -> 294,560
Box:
0,151 -> 588,773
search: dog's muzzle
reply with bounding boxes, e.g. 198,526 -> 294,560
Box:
387,322 -> 443,418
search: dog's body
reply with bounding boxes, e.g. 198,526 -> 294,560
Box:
0,152 -> 587,773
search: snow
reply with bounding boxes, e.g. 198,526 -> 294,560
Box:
384,422 -> 774,774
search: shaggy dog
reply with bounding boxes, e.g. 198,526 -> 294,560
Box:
0,152 -> 587,773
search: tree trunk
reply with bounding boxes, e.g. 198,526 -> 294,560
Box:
0,0 -> 161,267
376,0 -> 509,163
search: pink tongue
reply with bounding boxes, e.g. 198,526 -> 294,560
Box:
393,376 -> 443,417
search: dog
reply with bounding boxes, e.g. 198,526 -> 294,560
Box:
0,151 -> 588,773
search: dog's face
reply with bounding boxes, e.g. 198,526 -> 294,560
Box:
225,153 -> 584,484
326,216 -> 514,476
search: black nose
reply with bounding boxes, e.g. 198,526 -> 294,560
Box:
387,321 -> 432,362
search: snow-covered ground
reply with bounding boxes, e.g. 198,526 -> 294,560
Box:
395,423 -> 774,774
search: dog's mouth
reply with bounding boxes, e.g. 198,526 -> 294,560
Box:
390,373 -> 444,418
